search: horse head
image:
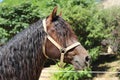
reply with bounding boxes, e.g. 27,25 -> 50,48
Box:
43,7 -> 90,70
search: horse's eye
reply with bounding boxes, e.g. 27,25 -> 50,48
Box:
52,29 -> 56,34
49,28 -> 55,33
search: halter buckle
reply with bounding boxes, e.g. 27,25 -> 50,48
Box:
60,48 -> 66,54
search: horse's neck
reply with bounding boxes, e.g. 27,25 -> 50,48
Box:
35,54 -> 46,79
36,51 -> 46,73
0,20 -> 47,80
1,41 -> 46,80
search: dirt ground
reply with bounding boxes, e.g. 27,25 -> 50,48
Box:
92,54 -> 120,80
101,0 -> 120,9
39,65 -> 57,80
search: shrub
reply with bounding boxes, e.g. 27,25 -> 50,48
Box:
0,27 -> 9,45
0,2 -> 43,44
100,6 -> 120,54
51,64 -> 92,80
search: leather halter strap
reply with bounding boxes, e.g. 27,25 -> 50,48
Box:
42,19 -> 81,67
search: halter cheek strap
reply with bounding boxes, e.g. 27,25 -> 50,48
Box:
42,19 -> 81,67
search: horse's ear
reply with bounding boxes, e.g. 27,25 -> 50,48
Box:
48,6 -> 58,22
59,11 -> 62,17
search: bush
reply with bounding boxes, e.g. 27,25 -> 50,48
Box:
0,27 -> 9,45
100,7 -> 120,54
0,2 -> 43,44
51,64 -> 92,80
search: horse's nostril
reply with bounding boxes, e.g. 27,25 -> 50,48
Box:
75,60 -> 79,63
85,56 -> 90,62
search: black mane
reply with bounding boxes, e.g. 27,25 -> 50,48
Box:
0,19 -> 46,80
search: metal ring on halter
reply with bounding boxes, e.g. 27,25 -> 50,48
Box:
60,48 -> 66,54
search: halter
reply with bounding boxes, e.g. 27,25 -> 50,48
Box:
42,19 -> 81,67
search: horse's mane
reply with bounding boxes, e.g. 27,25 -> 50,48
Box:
1,19 -> 45,51
0,19 -> 46,80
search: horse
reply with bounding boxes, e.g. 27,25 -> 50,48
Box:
0,7 -> 90,80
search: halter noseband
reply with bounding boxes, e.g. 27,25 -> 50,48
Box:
42,19 -> 81,67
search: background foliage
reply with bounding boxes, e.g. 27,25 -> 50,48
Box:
0,0 -> 120,80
